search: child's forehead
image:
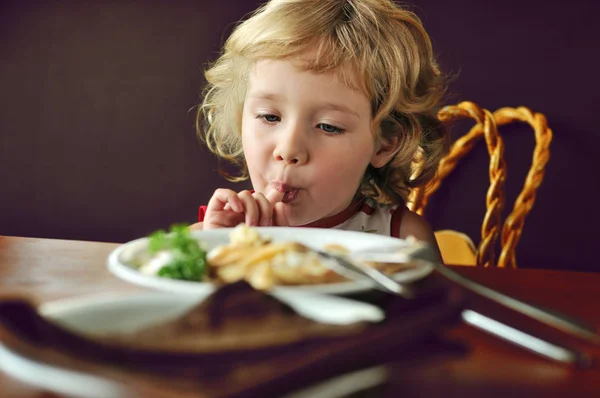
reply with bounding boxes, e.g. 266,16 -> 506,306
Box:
246,58 -> 372,118
248,55 -> 367,95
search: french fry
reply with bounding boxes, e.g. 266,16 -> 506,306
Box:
246,260 -> 274,290
216,261 -> 249,283
206,225 -> 358,288
209,245 -> 254,268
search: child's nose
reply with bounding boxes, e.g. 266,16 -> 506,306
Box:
273,145 -> 308,165
272,124 -> 309,165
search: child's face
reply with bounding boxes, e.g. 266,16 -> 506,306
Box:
241,58 -> 387,226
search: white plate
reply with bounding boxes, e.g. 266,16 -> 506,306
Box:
108,227 -> 434,295
39,290 -> 385,332
0,291 -> 385,398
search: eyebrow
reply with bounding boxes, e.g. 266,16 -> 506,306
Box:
320,102 -> 361,119
247,92 -> 282,101
247,92 -> 361,119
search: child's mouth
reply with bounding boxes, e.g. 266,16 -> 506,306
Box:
281,189 -> 298,203
272,181 -> 299,203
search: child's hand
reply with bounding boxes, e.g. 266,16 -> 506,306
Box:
202,189 -> 288,230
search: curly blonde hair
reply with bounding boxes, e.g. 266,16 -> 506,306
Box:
197,0 -> 449,205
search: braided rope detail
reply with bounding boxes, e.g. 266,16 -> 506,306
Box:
408,102 -> 552,268
409,112 -> 485,214
494,107 -> 553,268
408,102 -> 506,267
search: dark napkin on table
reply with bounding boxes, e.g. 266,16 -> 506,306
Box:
0,278 -> 466,398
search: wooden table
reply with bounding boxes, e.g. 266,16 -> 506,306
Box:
1,235 -> 599,397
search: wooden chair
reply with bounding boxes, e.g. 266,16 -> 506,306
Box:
408,102 -> 553,268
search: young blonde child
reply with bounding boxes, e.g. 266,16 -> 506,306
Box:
192,0 -> 449,253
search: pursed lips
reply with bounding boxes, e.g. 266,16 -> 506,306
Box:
271,180 -> 300,203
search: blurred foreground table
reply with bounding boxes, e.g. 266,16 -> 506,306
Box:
1,235 -> 599,397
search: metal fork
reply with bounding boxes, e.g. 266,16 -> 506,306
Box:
315,248 -> 595,367
341,242 -> 600,345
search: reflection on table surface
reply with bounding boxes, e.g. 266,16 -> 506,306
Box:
1,235 -> 599,397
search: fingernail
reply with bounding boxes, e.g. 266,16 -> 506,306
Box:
262,218 -> 272,226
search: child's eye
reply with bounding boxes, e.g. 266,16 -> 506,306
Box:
256,114 -> 281,123
317,123 -> 345,134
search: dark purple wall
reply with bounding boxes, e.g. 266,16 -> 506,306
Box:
1,0 -> 598,271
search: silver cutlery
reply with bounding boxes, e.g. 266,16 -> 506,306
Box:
315,247 -> 595,367
350,242 -> 600,346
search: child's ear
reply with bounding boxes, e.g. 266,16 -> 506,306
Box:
370,137 -> 399,168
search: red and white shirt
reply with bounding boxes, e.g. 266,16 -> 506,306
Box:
197,197 -> 405,238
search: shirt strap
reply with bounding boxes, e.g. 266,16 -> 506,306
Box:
390,203 -> 406,238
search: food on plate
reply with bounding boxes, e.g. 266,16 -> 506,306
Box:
128,224 -> 415,290
207,227 -> 348,290
131,224 -> 208,281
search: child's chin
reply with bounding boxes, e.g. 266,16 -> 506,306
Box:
288,214 -> 325,228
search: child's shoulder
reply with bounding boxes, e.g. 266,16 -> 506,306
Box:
396,208 -> 442,260
397,209 -> 434,242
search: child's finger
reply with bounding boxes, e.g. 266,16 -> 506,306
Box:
189,222 -> 204,230
273,202 -> 289,226
266,188 -> 284,204
237,190 -> 260,226
207,189 -> 244,213
252,192 -> 274,226
204,211 -> 245,229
